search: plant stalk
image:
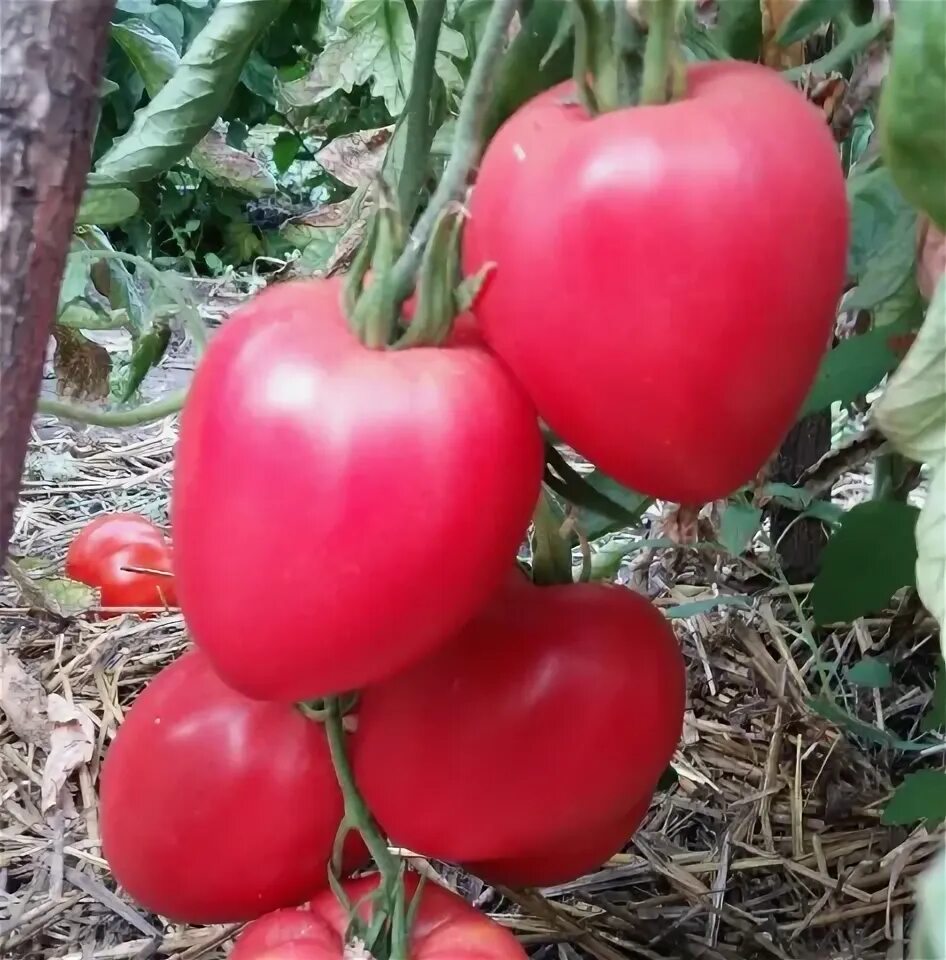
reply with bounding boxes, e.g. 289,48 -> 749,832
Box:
397,0 -> 447,224
37,389 -> 187,426
639,0 -> 679,106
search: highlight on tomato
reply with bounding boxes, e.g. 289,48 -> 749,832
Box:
230,873 -> 528,960
99,650 -> 359,923
354,578 -> 686,863
65,512 -> 175,612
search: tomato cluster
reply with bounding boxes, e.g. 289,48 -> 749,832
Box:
95,60 -> 846,959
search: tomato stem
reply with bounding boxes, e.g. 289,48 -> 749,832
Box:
639,0 -> 680,107
37,388 -> 186,426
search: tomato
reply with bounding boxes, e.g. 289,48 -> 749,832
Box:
465,793 -> 651,888
463,61 -> 848,505
354,580 -> 685,862
172,278 -> 542,701
99,649 -> 357,923
230,873 -> 528,960
66,513 -> 176,611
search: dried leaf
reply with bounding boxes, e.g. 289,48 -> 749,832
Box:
5,558 -> 97,618
52,326 -> 111,401
658,504 -> 703,546
762,0 -> 805,68
41,695 -> 95,813
191,125 -> 277,198
916,216 -> 946,302
0,649 -> 50,747
315,126 -> 393,189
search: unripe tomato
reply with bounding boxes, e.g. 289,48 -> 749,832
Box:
354,579 -> 685,862
463,61 -> 848,505
66,513 -> 175,612
230,874 -> 528,960
99,650 -> 356,923
172,278 -> 542,701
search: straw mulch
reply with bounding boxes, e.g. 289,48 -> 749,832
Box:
1,306 -> 943,960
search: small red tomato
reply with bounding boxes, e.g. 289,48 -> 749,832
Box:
66,513 -> 175,611
354,579 -> 685,862
466,793 -> 651,888
100,650 -> 355,923
463,61 -> 848,505
230,873 -> 528,960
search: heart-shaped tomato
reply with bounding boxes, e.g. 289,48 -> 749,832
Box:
354,579 -> 685,862
172,278 -> 542,700
465,792 -> 652,888
463,61 -> 848,505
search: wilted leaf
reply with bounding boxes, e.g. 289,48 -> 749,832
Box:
4,559 -> 97,618
316,126 -> 393,189
41,695 -> 95,813
191,125 -> 277,197
53,327 -> 111,401
915,464 -> 945,636
776,0 -> 835,46
881,770 -> 946,826
718,501 -> 762,556
916,217 -> 946,302
810,501 -> 919,624
762,0 -> 805,68
0,650 -> 50,746
875,277 -> 946,467
845,655 -> 892,689
76,185 -> 140,227
282,196 -> 365,276
880,0 -> 946,231
26,450 -> 78,482
910,848 -> 946,960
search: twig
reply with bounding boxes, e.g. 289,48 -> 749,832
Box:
390,0 -> 519,303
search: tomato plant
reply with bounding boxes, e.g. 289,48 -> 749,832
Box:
230,873 -> 528,960
463,61 -> 848,506
99,650 -> 359,923
172,277 -> 542,701
354,579 -> 685,862
65,512 -> 175,611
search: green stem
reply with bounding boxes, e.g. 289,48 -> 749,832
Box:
640,0 -> 679,106
572,0 -> 602,115
37,388 -> 187,426
397,0 -> 446,224
389,0 -> 519,305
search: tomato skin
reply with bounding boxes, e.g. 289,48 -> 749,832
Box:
99,650 -> 351,923
230,874 -> 528,960
66,513 -> 175,611
466,793 -> 652,888
172,278 -> 542,701
354,581 -> 685,862
463,62 -> 848,505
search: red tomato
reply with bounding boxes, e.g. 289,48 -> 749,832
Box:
463,61 -> 848,505
466,793 -> 652,888
66,513 -> 176,611
230,873 -> 528,960
354,580 -> 685,862
99,650 -> 357,923
172,278 -> 542,701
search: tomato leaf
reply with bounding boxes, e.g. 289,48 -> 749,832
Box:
844,655 -> 892,689
810,501 -> 919,624
665,596 -> 751,619
718,501 -> 762,556
272,131 -> 301,173
4,559 -> 97,619
801,328 -> 900,415
807,694 -> 937,752
881,770 -> 946,826
776,0 -> 836,45
112,17 -> 180,95
875,278 -> 946,468
880,0 -> 946,231
846,166 -> 915,285
712,0 -> 762,61
76,184 -> 141,227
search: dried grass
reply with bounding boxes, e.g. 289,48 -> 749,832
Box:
2,306 -> 943,960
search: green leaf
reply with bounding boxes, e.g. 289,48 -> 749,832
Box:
846,166 -> 915,283
272,131 -> 301,173
570,470 -> 651,541
191,126 -> 277,197
915,464 -> 946,635
876,278 -> 946,468
881,770 -> 946,826
112,17 -> 181,96
148,2 -> 185,52
96,0 -> 291,185
810,501 -> 919,624
655,765 -> 679,791
587,537 -> 675,580
921,660 -> 946,732
712,0 -> 761,61
4,559 -> 96,618
718,501 -> 762,556
801,328 -> 900,415
910,848 -> 946,960
121,322 -> 171,401
665,596 -> 751,619
845,655 -> 892,689
880,0 -> 946,231
777,0 -> 837,45
75,185 -> 140,226
808,694 -> 938,752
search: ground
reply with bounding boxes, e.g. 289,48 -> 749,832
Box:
1,288 -> 942,960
